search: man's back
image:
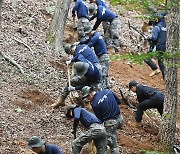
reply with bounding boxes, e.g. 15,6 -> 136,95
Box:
45,144 -> 63,154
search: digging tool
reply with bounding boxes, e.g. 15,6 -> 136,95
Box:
72,16 -> 77,40
67,64 -> 74,104
128,20 -> 147,39
72,16 -> 77,31
119,89 -> 136,110
128,20 -> 153,49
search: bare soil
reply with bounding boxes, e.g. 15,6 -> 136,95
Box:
0,0 -> 179,154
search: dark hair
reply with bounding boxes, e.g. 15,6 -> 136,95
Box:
66,108 -> 74,118
128,80 -> 138,90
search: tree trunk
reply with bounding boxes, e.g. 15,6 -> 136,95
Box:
0,0 -> 3,26
49,0 -> 71,53
159,0 -> 179,153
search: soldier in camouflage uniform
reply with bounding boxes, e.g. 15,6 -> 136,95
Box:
80,25 -> 110,89
66,105 -> 107,154
64,43 -> 102,80
89,5 -> 121,52
50,61 -> 101,108
82,86 -> 124,154
89,0 -> 112,48
72,0 -> 90,41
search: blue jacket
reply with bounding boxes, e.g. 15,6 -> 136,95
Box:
96,0 -> 108,8
72,0 -> 88,19
92,89 -> 121,122
159,11 -> 167,27
80,32 -> 108,56
148,21 -> 167,51
73,107 -> 102,129
136,84 -> 164,103
71,44 -> 99,64
75,61 -> 101,90
45,144 -> 63,154
90,5 -> 117,30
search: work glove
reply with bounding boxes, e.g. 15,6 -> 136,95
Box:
68,86 -> 76,92
132,108 -> 137,113
146,36 -> 152,42
73,41 -> 80,46
72,13 -> 76,18
66,60 -> 71,65
71,129 -> 76,139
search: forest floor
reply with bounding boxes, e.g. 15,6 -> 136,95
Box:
0,0 -> 180,154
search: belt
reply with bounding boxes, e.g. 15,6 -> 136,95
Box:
105,114 -> 120,121
98,53 -> 105,58
79,16 -> 88,19
110,17 -> 118,24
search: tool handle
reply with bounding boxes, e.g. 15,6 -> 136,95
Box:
67,64 -> 71,87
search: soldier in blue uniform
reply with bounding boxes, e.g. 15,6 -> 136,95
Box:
89,0 -> 111,47
64,43 -> 102,73
145,13 -> 167,79
50,62 -> 101,108
66,105 -> 107,154
89,5 -> 121,52
82,86 -> 124,154
128,80 -> 164,125
72,0 -> 90,41
80,25 -> 110,89
28,136 -> 63,154
90,0 -> 108,8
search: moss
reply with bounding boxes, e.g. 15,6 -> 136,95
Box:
45,33 -> 55,48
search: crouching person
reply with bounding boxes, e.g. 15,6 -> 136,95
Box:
128,80 -> 164,126
66,105 -> 107,154
82,86 -> 124,154
27,136 -> 63,154
50,61 -> 101,108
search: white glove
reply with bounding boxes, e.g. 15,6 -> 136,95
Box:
73,41 -> 80,46
68,86 -> 76,91
66,60 -> 71,65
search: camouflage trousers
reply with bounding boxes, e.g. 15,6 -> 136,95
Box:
104,18 -> 121,52
103,21 -> 112,48
72,123 -> 107,154
62,73 -> 101,98
104,114 -> 124,154
94,63 -> 103,91
98,54 -> 110,89
77,17 -> 90,42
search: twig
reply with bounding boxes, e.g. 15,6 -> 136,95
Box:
0,52 -> 24,74
13,37 -> 34,54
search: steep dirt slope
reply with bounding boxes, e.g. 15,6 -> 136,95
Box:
0,0 -> 179,154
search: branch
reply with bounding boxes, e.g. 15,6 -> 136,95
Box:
13,37 -> 35,54
0,52 -> 24,74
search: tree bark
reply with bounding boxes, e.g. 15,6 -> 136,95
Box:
160,0 -> 179,153
0,0 -> 3,26
49,0 -> 71,53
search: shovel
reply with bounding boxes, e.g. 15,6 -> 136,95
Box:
67,64 -> 74,104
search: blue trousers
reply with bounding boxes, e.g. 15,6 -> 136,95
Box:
135,92 -> 164,122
